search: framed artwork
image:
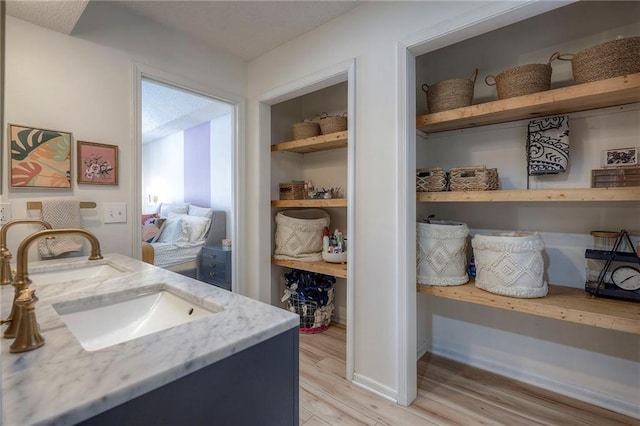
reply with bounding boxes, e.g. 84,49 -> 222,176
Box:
602,147 -> 638,168
77,141 -> 118,185
9,123 -> 72,188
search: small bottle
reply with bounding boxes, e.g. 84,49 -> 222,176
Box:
323,227 -> 330,253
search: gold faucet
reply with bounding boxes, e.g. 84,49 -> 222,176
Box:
1,219 -> 53,286
10,288 -> 44,353
3,228 -> 103,348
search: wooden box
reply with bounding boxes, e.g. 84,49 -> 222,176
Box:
591,167 -> 640,188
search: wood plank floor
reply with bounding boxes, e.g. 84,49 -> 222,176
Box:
299,324 -> 637,426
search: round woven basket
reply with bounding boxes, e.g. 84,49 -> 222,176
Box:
558,36 -> 640,84
485,53 -> 559,99
422,69 -> 478,113
292,121 -> 320,140
319,113 -> 347,134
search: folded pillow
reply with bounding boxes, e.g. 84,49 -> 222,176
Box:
188,204 -> 214,220
142,223 -> 161,243
182,215 -> 211,242
159,202 -> 189,217
156,214 -> 190,244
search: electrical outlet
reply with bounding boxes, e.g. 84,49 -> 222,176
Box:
103,202 -> 127,224
0,203 -> 11,225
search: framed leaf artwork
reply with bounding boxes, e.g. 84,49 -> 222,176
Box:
77,141 -> 118,185
9,124 -> 72,188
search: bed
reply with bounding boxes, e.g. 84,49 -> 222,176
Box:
141,203 -> 226,276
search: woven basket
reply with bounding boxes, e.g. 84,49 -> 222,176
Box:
485,53 -> 559,100
319,112 -> 347,134
422,69 -> 478,113
449,166 -> 499,191
279,182 -> 307,200
292,121 -> 321,140
558,36 -> 640,84
416,168 -> 448,192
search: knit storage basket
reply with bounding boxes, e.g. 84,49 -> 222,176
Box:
449,166 -> 499,191
279,182 -> 307,200
558,36 -> 640,84
417,220 -> 469,286
292,121 -> 321,140
416,168 -> 448,192
422,69 -> 478,113
274,209 -> 329,261
319,113 -> 347,134
472,231 -> 547,298
485,53 -> 559,99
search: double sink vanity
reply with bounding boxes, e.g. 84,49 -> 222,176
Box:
1,253 -> 299,425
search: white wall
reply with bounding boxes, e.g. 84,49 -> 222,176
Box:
142,131 -> 185,213
2,1 -> 246,260
247,0 -> 639,414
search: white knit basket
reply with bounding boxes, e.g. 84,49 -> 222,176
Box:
417,220 -> 469,286
274,209 -> 330,262
472,231 -> 547,298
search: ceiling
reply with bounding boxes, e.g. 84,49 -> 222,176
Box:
7,1 -> 361,140
7,0 -> 361,61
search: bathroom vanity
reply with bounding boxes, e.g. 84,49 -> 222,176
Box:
0,254 -> 299,425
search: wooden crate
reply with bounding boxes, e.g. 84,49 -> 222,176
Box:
591,167 -> 640,188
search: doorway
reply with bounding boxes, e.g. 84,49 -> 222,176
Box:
134,67 -> 240,292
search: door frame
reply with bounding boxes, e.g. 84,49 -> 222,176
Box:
132,63 -> 246,293
257,58 -> 356,381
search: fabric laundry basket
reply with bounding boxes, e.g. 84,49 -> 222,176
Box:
274,209 -> 330,262
472,231 -> 547,298
417,220 -> 469,286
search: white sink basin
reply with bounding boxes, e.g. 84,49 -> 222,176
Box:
53,286 -> 221,351
30,263 -> 125,285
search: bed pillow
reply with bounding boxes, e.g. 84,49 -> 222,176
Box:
188,204 -> 214,220
142,223 -> 161,243
182,215 -> 211,242
156,214 -> 190,244
159,202 -> 189,218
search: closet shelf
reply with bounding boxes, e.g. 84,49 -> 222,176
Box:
272,198 -> 347,208
416,73 -> 640,133
417,280 -> 640,335
271,130 -> 348,154
416,187 -> 640,202
272,258 -> 347,279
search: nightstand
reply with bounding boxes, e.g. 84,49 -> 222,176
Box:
197,246 -> 232,291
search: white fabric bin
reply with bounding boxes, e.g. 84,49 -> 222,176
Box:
472,231 -> 547,298
417,220 -> 469,286
274,209 -> 329,262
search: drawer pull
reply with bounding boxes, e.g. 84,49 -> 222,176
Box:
208,263 -> 217,268
208,254 -> 217,260
209,272 -> 216,277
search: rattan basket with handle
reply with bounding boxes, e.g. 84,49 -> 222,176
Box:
558,36 -> 640,84
292,121 -> 321,140
319,112 -> 347,134
422,69 -> 478,113
485,53 -> 559,100
416,168 -> 448,192
449,166 -> 499,191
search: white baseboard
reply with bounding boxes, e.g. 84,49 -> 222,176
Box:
428,344 -> 640,420
417,341 -> 429,360
352,373 -> 398,403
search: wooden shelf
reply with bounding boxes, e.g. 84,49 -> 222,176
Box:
416,187 -> 640,202
271,198 -> 347,208
416,73 -> 640,133
271,131 -> 348,153
272,258 -> 347,279
417,280 -> 640,335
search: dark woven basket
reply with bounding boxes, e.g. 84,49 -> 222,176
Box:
485,53 -> 559,100
559,36 -> 640,84
422,69 -> 478,113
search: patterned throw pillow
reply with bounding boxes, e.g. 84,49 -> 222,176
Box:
182,215 -> 211,242
156,214 -> 190,244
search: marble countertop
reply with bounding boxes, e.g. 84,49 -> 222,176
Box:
1,254 -> 298,426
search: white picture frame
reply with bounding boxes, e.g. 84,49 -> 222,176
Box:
602,147 -> 638,167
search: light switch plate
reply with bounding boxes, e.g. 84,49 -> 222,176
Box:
0,203 -> 11,225
103,202 -> 127,224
